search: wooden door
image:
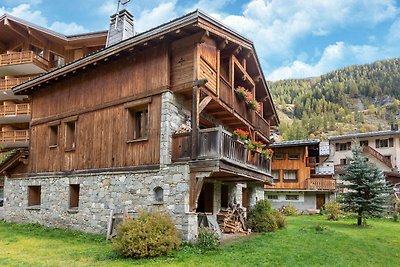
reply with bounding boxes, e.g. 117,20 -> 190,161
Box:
316,194 -> 325,209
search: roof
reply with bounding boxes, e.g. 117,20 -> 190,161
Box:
11,9 -> 279,125
0,149 -> 28,174
269,139 -> 320,148
328,130 -> 400,141
0,13 -> 107,41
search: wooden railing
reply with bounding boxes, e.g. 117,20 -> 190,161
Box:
0,104 -> 31,116
172,127 -> 271,175
0,51 -> 49,71
254,112 -> 270,137
334,164 -> 346,173
0,130 -> 29,142
199,56 -> 217,95
305,178 -> 336,190
219,77 -> 233,107
0,76 -> 36,91
362,145 -> 393,168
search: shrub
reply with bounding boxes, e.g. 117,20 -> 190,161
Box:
273,210 -> 287,229
247,200 -> 278,232
393,199 -> 400,222
280,203 -> 298,216
196,226 -> 220,250
112,211 -> 181,258
324,201 -> 343,221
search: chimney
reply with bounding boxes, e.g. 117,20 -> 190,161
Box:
391,123 -> 399,131
106,9 -> 134,47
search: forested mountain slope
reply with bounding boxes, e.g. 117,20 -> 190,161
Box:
270,58 -> 400,140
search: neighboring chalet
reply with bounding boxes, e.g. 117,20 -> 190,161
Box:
0,13 -> 107,208
1,10 -> 279,240
265,140 -> 336,211
329,126 -> 400,186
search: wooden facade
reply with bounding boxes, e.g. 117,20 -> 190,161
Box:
266,141 -> 336,191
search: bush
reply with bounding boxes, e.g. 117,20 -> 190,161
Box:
273,210 -> 287,229
324,201 -> 343,221
112,211 -> 181,258
393,199 -> 400,222
280,203 -> 298,216
247,200 -> 287,232
196,226 -> 220,250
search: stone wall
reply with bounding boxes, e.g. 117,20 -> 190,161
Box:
4,164 -> 199,240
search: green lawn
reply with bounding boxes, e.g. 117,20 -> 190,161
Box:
0,216 -> 399,267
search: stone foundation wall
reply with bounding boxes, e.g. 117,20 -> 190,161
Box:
4,164 -> 198,240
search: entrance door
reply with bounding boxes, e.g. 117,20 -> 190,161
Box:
316,194 -> 325,209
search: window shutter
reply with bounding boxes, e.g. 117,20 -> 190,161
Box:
375,139 -> 380,148
389,138 -> 394,147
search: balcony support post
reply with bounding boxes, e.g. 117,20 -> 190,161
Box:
191,79 -> 208,160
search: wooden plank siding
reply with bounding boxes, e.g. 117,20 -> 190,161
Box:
28,46 -> 167,173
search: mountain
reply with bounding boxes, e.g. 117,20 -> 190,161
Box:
269,58 -> 400,141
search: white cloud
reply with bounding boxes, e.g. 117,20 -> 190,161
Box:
388,18 -> 400,41
135,1 -> 178,33
98,0 -> 117,16
49,21 -> 88,35
267,42 -> 384,80
0,3 -> 88,35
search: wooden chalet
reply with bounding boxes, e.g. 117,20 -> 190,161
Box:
3,10 -> 278,239
265,140 -> 335,211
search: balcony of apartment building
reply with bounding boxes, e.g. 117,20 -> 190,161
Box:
0,103 -> 31,124
172,126 -> 271,183
0,51 -> 50,76
0,129 -> 29,149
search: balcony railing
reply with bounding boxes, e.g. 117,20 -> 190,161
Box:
362,145 -> 393,168
0,77 -> 36,91
0,130 -> 29,142
315,165 -> 335,175
305,178 -> 336,190
0,104 -> 31,116
0,51 -> 49,71
334,164 -> 346,173
172,127 -> 271,175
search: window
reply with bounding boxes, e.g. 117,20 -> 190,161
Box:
69,184 -> 80,209
126,100 -> 150,142
49,124 -> 59,147
376,138 -> 393,148
288,154 -> 300,160
285,195 -> 299,200
283,170 -> 298,181
273,154 -> 285,160
28,186 -> 41,207
336,142 -> 351,151
359,140 -> 368,147
271,170 -> 280,181
65,119 -> 77,151
267,195 -> 278,200
30,45 -> 44,57
51,53 -> 65,68
384,155 -> 392,161
154,186 -> 164,203
0,187 -> 3,207
340,158 -> 348,165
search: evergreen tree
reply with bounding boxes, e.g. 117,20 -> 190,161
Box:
339,146 -> 391,225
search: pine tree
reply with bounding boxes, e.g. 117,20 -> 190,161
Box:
339,145 -> 391,225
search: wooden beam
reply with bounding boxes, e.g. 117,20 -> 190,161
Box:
28,28 -> 48,46
189,173 -> 205,211
252,75 -> 262,83
198,95 -> 212,113
5,19 -> 28,39
234,45 -> 242,55
200,30 -> 210,43
191,84 -> 200,160
218,39 -> 228,50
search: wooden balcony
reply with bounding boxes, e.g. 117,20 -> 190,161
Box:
0,51 -> 50,76
0,130 -> 29,149
0,76 -> 36,91
0,104 -> 30,116
0,104 -> 31,125
172,127 -> 271,182
305,178 -> 336,191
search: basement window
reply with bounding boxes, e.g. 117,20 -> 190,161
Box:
64,117 -> 77,151
69,184 -> 80,209
267,195 -> 279,201
285,195 -> 299,201
127,105 -> 149,142
28,186 -> 41,207
154,186 -> 164,203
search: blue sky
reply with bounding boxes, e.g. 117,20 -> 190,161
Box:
1,0 -> 400,81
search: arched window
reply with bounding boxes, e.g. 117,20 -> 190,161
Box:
154,186 -> 163,202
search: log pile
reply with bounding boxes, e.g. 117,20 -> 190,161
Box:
217,205 -> 247,234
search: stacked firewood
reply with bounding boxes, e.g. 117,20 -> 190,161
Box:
217,205 -> 247,234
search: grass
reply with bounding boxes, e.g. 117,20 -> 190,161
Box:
0,216 -> 399,266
